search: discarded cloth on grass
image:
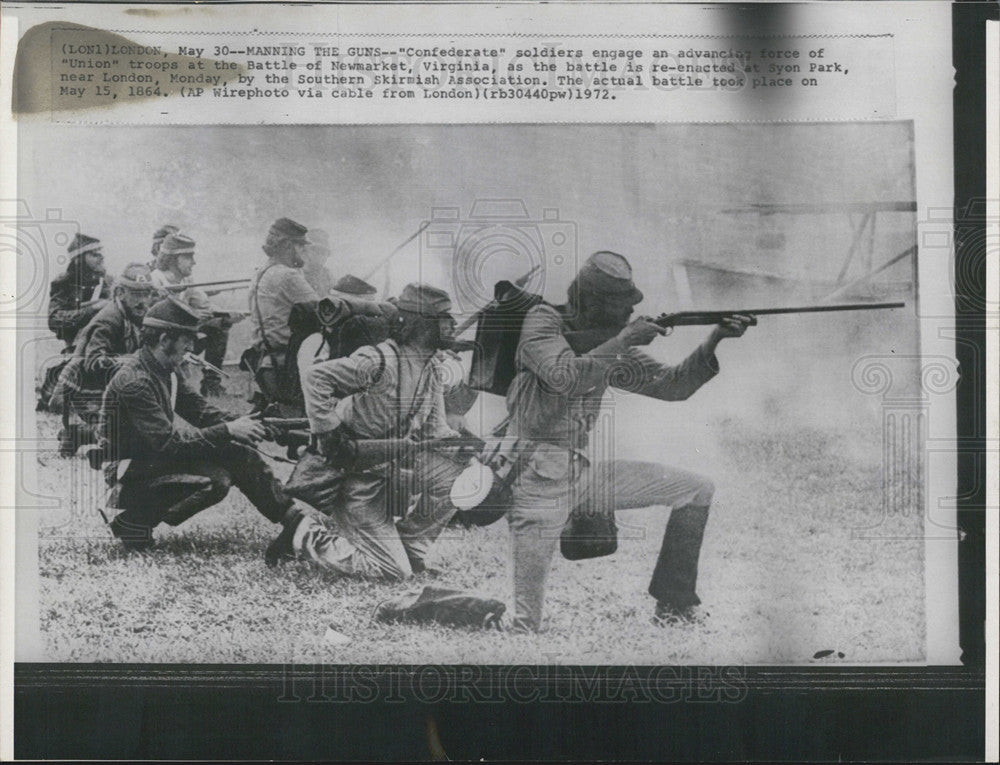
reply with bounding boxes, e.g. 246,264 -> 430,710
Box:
373,585 -> 505,629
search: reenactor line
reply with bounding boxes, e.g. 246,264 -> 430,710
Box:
37,217 -> 906,632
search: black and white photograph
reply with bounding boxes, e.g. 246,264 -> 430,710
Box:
17,121 -> 925,664
2,1 -> 992,761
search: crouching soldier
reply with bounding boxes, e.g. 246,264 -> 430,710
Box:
99,297 -> 301,550
38,233 -> 113,411
52,263 -> 155,456
265,283 -> 472,579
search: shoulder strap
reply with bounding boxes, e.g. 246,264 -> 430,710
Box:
250,262 -> 280,366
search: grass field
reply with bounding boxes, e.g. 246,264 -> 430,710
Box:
32,369 -> 925,665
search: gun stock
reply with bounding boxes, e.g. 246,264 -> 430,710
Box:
259,418 -> 310,430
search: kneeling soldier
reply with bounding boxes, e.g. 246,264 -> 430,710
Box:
502,251 -> 751,631
266,283 -> 471,579
99,297 -> 299,549
52,263 -> 155,456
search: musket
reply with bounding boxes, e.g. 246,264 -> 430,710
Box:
257,417 -> 310,430
249,409 -> 312,459
205,284 -> 252,297
652,301 -> 905,327
455,264 -> 542,336
325,433 -> 487,470
563,301 -> 906,354
160,278 -> 252,293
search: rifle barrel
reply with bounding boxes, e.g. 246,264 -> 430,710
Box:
164,278 -> 252,291
727,301 -> 904,316
662,302 -> 904,324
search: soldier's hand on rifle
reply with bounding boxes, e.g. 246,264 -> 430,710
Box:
226,415 -> 268,444
261,422 -> 283,442
618,316 -> 668,347
710,314 -> 753,342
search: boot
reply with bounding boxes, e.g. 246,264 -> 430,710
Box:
265,506 -> 305,566
109,514 -> 155,552
648,504 -> 710,610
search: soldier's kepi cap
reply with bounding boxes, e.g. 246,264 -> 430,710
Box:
159,233 -> 196,258
143,297 -> 203,334
394,283 -> 453,317
331,274 -> 377,297
577,250 -> 644,305
117,263 -> 155,291
269,217 -> 309,243
151,224 -> 180,255
68,233 -> 102,258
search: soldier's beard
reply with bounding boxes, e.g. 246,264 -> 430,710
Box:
120,299 -> 147,325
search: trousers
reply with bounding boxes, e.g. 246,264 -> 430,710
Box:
112,443 -> 292,539
507,444 -> 715,632
292,451 -> 465,580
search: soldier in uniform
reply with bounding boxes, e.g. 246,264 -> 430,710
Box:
248,218 -> 318,404
301,227 -> 335,298
501,251 -> 751,632
147,224 -> 179,271
48,233 -> 112,347
151,233 -> 235,397
39,233 -> 113,411
265,283 -> 471,579
295,274 -> 390,375
99,297 -> 300,550
52,263 -> 155,456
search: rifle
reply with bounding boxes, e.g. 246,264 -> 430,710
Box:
325,432 -> 487,470
258,417 -> 310,430
249,408 -> 311,458
160,278 -> 252,293
205,284 -> 252,297
563,301 -> 905,354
